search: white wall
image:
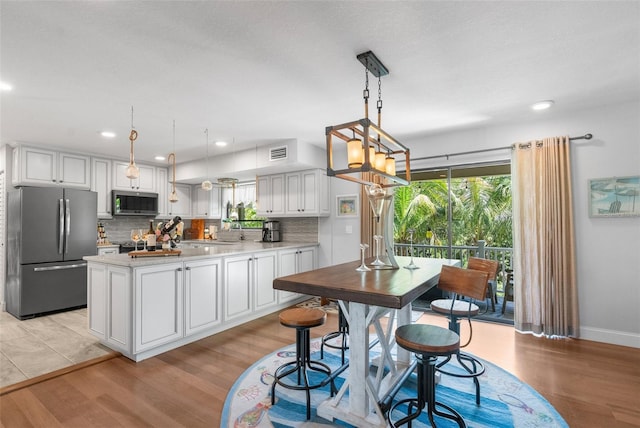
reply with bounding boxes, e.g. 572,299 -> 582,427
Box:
404,100 -> 640,348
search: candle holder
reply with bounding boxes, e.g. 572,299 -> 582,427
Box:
371,235 -> 385,266
404,229 -> 419,270
356,243 -> 371,272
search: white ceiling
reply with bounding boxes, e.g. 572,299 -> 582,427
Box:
1,1 -> 639,166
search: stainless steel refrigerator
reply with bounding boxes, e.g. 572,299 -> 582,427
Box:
6,187 -> 97,319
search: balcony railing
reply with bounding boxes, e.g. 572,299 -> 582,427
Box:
393,240 -> 513,290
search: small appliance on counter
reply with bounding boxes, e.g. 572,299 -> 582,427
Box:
262,220 -> 281,242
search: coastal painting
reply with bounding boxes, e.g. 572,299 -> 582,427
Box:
589,176 -> 640,217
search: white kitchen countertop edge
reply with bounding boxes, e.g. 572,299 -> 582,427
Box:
84,241 -> 319,267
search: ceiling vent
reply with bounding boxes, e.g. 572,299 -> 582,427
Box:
269,146 -> 288,161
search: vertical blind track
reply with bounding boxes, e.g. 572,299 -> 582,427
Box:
412,133 -> 592,162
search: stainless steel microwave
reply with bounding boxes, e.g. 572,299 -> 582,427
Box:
112,190 -> 158,216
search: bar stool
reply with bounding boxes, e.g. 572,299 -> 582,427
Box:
320,300 -> 349,364
430,265 -> 490,406
388,324 -> 466,428
271,307 -> 336,420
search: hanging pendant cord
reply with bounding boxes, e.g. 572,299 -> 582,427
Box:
363,68 -> 370,120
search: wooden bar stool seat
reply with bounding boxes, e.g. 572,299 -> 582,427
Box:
271,308 -> 336,420
388,324 -> 466,427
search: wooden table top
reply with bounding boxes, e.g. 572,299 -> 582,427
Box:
273,257 -> 460,309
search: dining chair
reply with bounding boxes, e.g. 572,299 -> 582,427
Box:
430,264 -> 490,406
467,257 -> 500,312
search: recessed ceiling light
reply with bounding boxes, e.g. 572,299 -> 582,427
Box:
154,155 -> 166,161
0,81 -> 13,92
100,131 -> 116,138
215,141 -> 228,147
531,100 -> 554,111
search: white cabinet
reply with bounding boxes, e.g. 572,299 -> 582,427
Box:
184,258 -> 222,335
253,251 -> 279,311
223,250 -> 278,321
156,168 -> 168,218
256,174 -> 285,216
112,161 -> 156,192
167,183 -> 192,217
88,264 -> 131,353
12,145 -> 91,189
278,246 -> 316,303
134,263 -> 183,353
192,186 -> 221,218
92,158 -> 112,218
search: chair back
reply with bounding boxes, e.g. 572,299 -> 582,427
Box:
438,265 -> 490,301
467,257 -> 499,281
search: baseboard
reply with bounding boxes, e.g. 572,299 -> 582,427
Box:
580,326 -> 640,349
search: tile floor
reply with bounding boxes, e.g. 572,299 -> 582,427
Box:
0,308 -> 113,388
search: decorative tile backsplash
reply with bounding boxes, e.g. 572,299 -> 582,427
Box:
99,216 -> 318,244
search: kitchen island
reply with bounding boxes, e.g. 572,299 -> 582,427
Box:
84,241 -> 318,361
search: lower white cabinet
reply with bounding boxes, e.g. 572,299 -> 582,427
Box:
87,246 -> 313,361
184,258 -> 222,335
224,251 -> 278,321
134,263 -> 184,353
278,246 -> 316,303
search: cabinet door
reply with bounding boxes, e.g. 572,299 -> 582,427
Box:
107,266 -> 131,351
300,170 -> 319,215
185,258 -> 222,335
256,176 -> 271,215
58,152 -> 91,188
254,251 -> 278,310
285,172 -> 301,215
223,255 -> 252,321
134,263 -> 183,353
270,174 -> 285,215
297,246 -> 317,273
136,165 -> 156,192
112,162 -> 134,190
156,168 -> 168,218
167,183 -> 192,217
13,146 -> 57,186
92,158 -> 112,218
278,248 -> 300,303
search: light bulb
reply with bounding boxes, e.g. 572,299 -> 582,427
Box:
347,138 -> 363,168
201,180 -> 213,191
374,151 -> 386,171
125,163 -> 139,179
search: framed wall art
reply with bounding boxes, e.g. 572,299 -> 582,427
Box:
336,194 -> 359,217
589,175 -> 640,217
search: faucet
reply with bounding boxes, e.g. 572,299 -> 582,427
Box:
238,221 -> 245,240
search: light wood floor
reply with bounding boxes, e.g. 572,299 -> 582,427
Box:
1,310 -> 638,427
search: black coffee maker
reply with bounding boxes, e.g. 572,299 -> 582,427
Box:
262,220 -> 281,242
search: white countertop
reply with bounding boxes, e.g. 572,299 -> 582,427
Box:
84,241 -> 319,267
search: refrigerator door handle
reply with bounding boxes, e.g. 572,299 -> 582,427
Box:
59,198 -> 65,254
33,262 -> 88,272
64,198 -> 71,254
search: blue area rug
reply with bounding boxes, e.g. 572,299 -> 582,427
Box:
222,338 -> 567,427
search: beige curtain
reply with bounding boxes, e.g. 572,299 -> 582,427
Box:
512,136 -> 579,337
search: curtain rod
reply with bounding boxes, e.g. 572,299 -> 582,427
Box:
412,133 -> 593,162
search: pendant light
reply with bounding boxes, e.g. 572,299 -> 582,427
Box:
201,128 -> 213,190
125,106 -> 140,179
325,51 -> 411,188
168,120 -> 178,203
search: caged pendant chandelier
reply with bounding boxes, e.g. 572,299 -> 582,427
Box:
325,51 -> 411,188
125,106 -> 140,179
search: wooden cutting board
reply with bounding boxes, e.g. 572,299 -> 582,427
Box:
128,249 -> 182,258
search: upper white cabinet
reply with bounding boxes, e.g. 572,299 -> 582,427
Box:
112,161 -> 156,192
156,168 -> 169,218
285,169 -> 330,216
12,145 -> 91,189
167,183 -> 192,217
192,185 -> 221,218
258,169 -> 329,217
256,174 -> 285,216
91,157 -> 112,218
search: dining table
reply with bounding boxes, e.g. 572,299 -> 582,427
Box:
273,256 -> 460,427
